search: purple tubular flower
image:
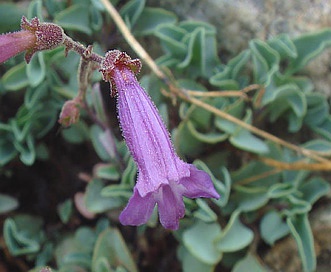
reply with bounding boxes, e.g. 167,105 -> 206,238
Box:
0,16 -> 64,64
100,50 -> 220,230
0,29 -> 36,63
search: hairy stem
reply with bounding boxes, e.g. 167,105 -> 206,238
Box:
63,36 -> 103,64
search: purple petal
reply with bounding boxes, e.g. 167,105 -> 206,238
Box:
115,68 -> 189,195
100,51 -> 221,230
119,188 -> 156,226
0,31 -> 35,63
156,184 -> 185,230
180,164 -> 220,199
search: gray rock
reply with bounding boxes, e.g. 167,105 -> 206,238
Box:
147,0 -> 331,95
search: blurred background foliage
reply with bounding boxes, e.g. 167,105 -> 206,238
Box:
1,0 -> 331,271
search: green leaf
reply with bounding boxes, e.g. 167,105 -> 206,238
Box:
310,116 -> 331,141
268,33 -> 297,59
177,246 -> 214,272
304,93 -> 329,126
61,121 -> 89,144
216,210 -> 254,252
1,62 -> 29,91
284,195 -> 311,216
57,199 -> 73,224
215,99 -> 245,134
230,130 -> 269,154
267,84 -> 307,131
36,142 -> 50,161
186,120 -> 228,144
234,186 -> 269,212
35,242 -> 54,267
94,163 -> 120,180
44,0 -> 66,16
0,3 -> 23,33
290,76 -> 314,93
4,214 -> 44,256
10,113 -> 32,142
283,88 -> 306,118
267,183 -> 295,198
154,24 -> 187,56
0,194 -> 19,214
183,221 -> 222,265
92,258 -> 113,272
178,26 -> 220,77
193,199 -> 217,223
55,228 -> 94,268
91,84 -> 108,124
90,8 -> 103,31
249,39 -> 279,85
301,139 -> 331,154
58,251 -> 91,269
121,157 -> 137,186
228,110 -> 269,154
28,0 -> 43,20
232,253 -> 267,272
134,7 -> 177,35
75,227 -> 97,253
179,20 -> 216,34
287,214 -> 316,272
213,167 -> 232,207
210,50 -> 250,89
55,4 -> 92,35
299,177 -> 330,204
26,52 -> 46,87
174,122 -> 206,157
85,179 -> 123,213
260,210 -> 289,245
32,104 -> 58,138
89,125 -> 116,161
52,51 -> 80,84
24,83 -> 48,109
232,144 -> 282,187
156,54 -> 180,67
0,131 -> 17,166
288,112 -> 303,132
14,134 -> 36,165
180,101 -> 212,131
101,184 -> 132,199
287,28 -> 331,74
120,0 -> 145,29
91,0 -> 108,11
92,228 -> 138,272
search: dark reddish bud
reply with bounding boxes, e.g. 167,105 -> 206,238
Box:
58,98 -> 82,127
99,50 -> 141,95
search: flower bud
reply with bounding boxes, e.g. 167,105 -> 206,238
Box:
58,98 -> 81,127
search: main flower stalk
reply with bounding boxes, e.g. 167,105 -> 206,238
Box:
100,50 -> 220,230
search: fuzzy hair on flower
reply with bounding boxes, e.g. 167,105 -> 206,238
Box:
100,50 -> 220,230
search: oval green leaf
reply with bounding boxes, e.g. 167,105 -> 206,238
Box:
183,221 -> 222,265
216,210 -> 254,252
